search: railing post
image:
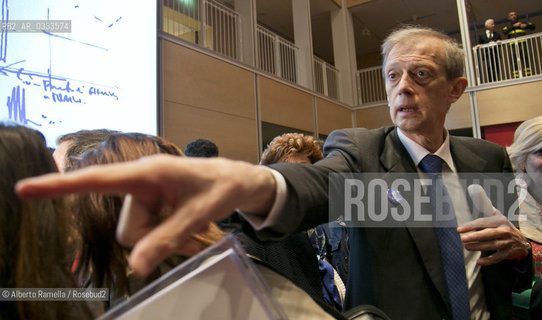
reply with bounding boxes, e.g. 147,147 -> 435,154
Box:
472,47 -> 481,85
322,63 -> 328,97
356,71 -> 361,105
515,39 -> 524,78
274,36 -> 281,78
199,0 -> 206,48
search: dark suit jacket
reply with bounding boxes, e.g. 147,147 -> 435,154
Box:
260,127 -> 531,320
478,30 -> 502,44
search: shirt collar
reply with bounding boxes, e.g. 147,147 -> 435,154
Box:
396,127 -> 457,173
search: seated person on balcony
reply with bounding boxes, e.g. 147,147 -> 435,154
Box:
477,19 -> 502,82
503,11 -> 536,77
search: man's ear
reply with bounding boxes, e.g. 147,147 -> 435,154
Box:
448,77 -> 468,104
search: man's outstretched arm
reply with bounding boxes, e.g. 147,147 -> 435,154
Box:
16,155 -> 277,277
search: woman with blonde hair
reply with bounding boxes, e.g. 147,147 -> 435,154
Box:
508,116 -> 542,263
507,116 -> 542,319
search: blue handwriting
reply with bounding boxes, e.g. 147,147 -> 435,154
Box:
89,86 -> 118,100
6,85 -> 41,126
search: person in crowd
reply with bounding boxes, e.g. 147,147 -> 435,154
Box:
184,138 -> 219,157
478,19 -> 502,45
260,133 -> 324,165
476,18 -> 502,82
17,26 -> 532,320
262,133 -> 349,282
241,132 -> 346,311
503,11 -> 536,39
0,121 -> 92,319
70,132 -> 344,319
68,133 -> 224,310
502,11 -> 536,77
53,129 -> 118,172
507,116 -> 542,319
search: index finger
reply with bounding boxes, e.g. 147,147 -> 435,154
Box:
15,160 -> 155,198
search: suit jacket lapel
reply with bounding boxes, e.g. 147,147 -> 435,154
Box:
380,128 -> 449,304
450,137 -> 488,172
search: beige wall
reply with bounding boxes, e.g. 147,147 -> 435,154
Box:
162,40 -> 258,163
355,105 -> 392,128
162,39 -> 354,162
476,81 -> 542,127
316,97 -> 353,134
445,93 -> 472,130
259,76 -> 315,132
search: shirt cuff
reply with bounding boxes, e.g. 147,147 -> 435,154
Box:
237,166 -> 287,230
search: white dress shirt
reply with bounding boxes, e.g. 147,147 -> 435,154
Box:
397,128 -> 489,320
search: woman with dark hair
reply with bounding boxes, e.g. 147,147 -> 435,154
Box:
0,121 -> 91,319
69,132 -> 224,310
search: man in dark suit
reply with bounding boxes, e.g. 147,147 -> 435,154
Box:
17,27 -> 532,320
477,19 -> 502,82
478,19 -> 502,44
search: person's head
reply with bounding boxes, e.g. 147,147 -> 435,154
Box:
507,116 -> 542,190
508,11 -> 518,23
184,138 -> 219,157
70,133 -> 223,299
260,133 -> 323,165
381,26 -> 467,143
54,129 -> 118,172
484,19 -> 495,31
0,121 -> 90,319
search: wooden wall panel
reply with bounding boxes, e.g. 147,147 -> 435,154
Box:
259,76 -> 314,132
477,82 -> 542,126
355,105 -> 393,128
316,97 -> 353,134
445,93 -> 472,129
163,101 -> 258,163
163,40 -> 255,119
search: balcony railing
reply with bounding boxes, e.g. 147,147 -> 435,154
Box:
356,66 -> 386,105
473,33 -> 542,84
256,25 -> 298,84
162,0 -> 343,100
313,57 -> 339,99
162,0 -> 240,61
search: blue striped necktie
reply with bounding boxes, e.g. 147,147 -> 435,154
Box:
419,154 -> 471,320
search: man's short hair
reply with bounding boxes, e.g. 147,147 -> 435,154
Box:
184,139 -> 219,157
260,133 -> 323,165
381,26 -> 465,80
484,19 -> 494,28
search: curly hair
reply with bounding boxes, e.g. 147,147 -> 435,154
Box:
260,133 -> 323,165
